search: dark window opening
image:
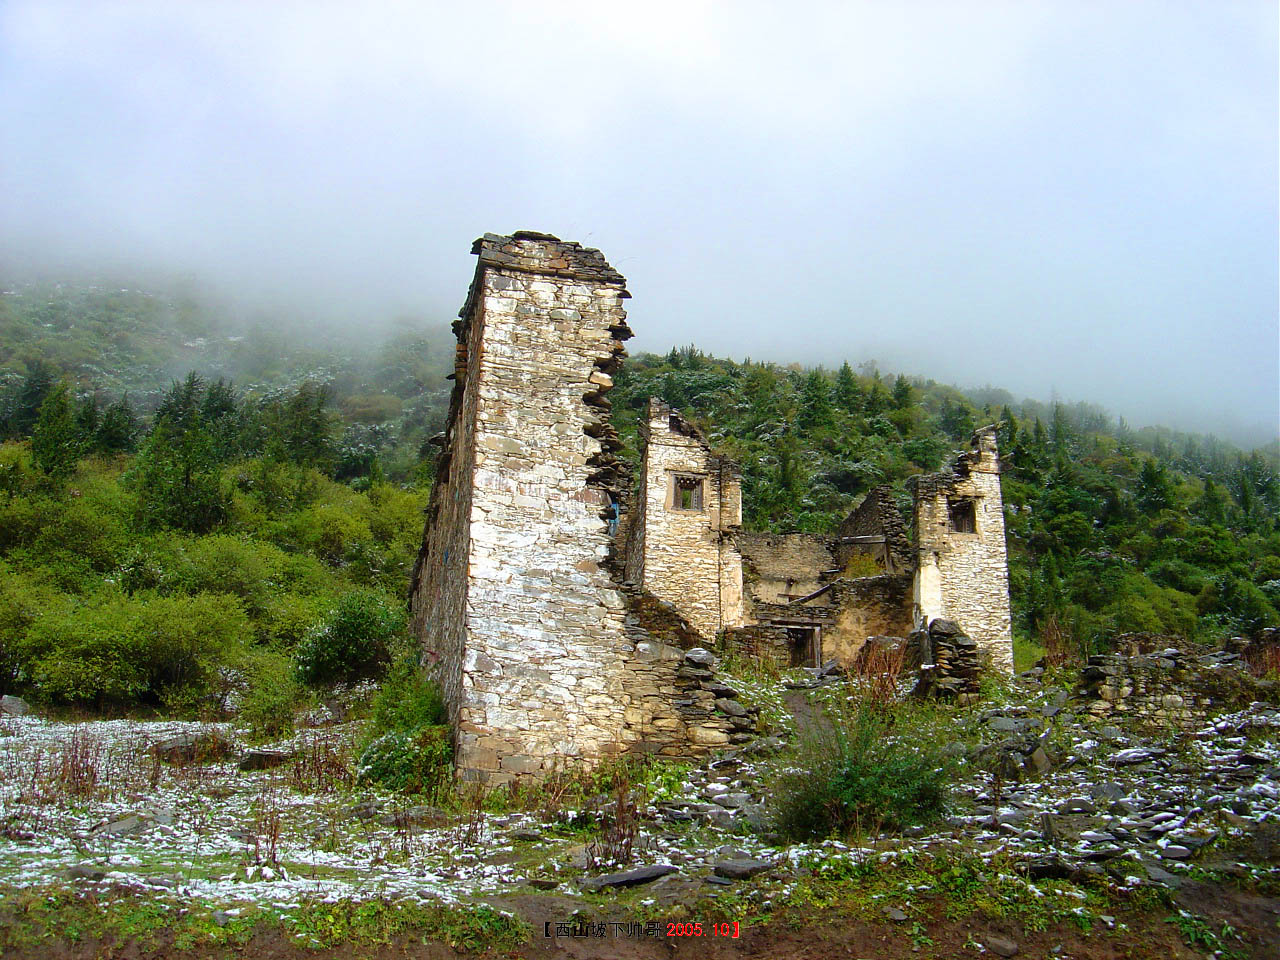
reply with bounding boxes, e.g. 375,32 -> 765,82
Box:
669,414 -> 682,433
673,475 -> 704,511
949,498 -> 976,533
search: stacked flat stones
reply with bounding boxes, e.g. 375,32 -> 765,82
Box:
913,618 -> 981,703
675,648 -> 758,745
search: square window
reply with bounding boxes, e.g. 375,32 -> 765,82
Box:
673,475 -> 704,511
948,498 -> 976,533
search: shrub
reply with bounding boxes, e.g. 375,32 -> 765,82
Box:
768,701 -> 952,840
23,591 -> 250,707
290,502 -> 370,564
367,654 -> 447,737
179,534 -> 287,615
0,565 -> 61,694
257,590 -> 335,647
0,441 -> 40,499
294,589 -> 402,686
239,651 -> 309,741
356,725 -> 451,796
1199,574 -> 1280,635
356,654 -> 451,794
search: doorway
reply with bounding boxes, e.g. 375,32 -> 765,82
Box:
787,626 -> 820,668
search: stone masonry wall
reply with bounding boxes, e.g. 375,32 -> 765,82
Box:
834,485 -> 912,574
408,283 -> 486,720
1079,647 -> 1272,728
721,624 -> 794,668
630,399 -> 744,641
736,532 -> 836,607
911,426 -> 1014,674
825,575 -> 915,665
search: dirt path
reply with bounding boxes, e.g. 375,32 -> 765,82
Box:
782,687 -> 832,742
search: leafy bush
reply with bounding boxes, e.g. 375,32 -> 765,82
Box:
289,501 -> 371,564
0,440 -> 41,498
0,565 -> 62,694
356,654 -> 451,794
294,589 -> 402,686
356,726 -> 451,795
256,590 -> 335,647
23,592 -> 249,706
768,702 -> 953,840
239,650 -> 309,741
367,654 -> 447,737
179,535 -> 287,613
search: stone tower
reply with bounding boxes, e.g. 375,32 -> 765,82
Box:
623,399 -> 745,641
409,233 -> 742,784
910,426 -> 1014,673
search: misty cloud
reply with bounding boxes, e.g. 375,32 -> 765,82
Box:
1,1 -> 1276,443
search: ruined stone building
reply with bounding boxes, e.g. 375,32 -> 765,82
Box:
909,428 -> 1014,674
621,401 -> 1013,674
410,232 -> 1013,783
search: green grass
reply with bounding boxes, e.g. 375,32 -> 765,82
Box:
1013,633 -> 1047,672
0,883 -> 530,954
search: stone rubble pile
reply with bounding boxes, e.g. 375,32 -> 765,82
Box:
651,746 -> 775,830
949,683 -> 1280,889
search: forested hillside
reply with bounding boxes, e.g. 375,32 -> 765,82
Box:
0,284 -> 1276,717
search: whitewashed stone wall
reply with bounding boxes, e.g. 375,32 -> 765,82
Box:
910,426 -> 1014,673
626,400 -> 744,641
410,234 -> 739,784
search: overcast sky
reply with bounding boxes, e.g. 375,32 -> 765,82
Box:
2,1 -> 1276,444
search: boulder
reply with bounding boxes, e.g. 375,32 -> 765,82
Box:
152,733 -> 203,763
66,865 -> 106,881
712,858 -> 773,880
582,864 -> 677,892
90,814 -> 152,838
0,695 -> 31,716
684,648 -> 716,668
984,935 -> 1019,957
239,749 -> 292,771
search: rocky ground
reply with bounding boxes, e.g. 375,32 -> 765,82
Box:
1,653 -> 1278,958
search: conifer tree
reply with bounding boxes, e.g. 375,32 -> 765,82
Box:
31,382 -> 82,478
834,361 -> 861,412
891,374 -> 912,409
96,395 -> 138,453
799,369 -> 832,428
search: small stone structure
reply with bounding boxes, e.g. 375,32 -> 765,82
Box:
623,400 -> 744,640
912,619 -> 981,702
909,427 -> 1014,673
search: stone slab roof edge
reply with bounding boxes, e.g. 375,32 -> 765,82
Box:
457,230 -> 631,324
470,231 -> 629,287
642,396 -> 742,472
